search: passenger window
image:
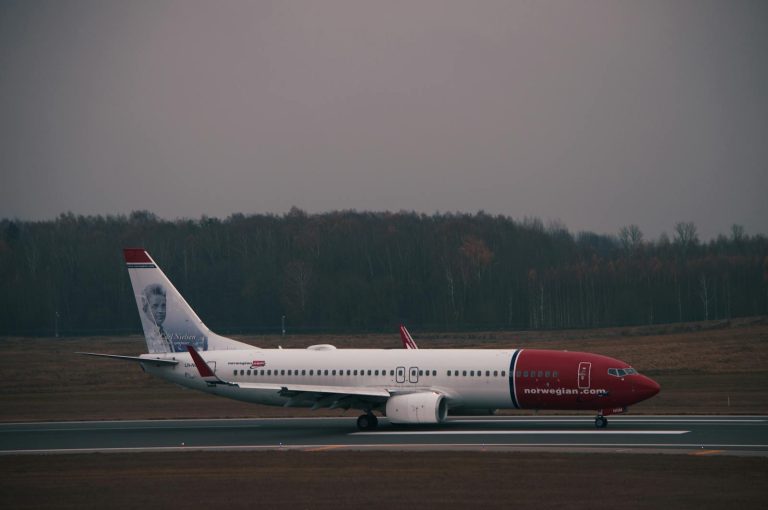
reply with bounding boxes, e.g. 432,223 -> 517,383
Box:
375,370 -> 380,376
418,370 -> 423,376
267,370 -> 272,376
454,370 -> 459,376
302,370 -> 306,376
545,371 -> 550,378
367,370 -> 372,376
247,370 -> 251,376
537,371 -> 543,378
462,371 -> 467,376
501,371 -> 506,377
309,369 -> 314,376
390,370 -> 395,376
240,370 -> 244,376
432,370 -> 437,376
495,370 -> 499,377
486,370 -> 490,377
354,370 -> 358,376
523,371 -> 528,377
332,370 -> 336,376
324,370 -> 329,376
347,370 -> 351,375
287,370 -> 292,376
553,371 -> 558,378
447,371 -> 451,376
233,370 -> 237,376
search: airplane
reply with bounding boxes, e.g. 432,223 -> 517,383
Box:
80,248 -> 660,430
399,324 -> 418,349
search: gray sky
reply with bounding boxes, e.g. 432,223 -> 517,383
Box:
2,0 -> 766,239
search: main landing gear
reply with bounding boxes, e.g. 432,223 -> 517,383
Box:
595,415 -> 608,429
357,413 -> 378,431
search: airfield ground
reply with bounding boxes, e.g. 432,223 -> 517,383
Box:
0,316 -> 766,421
2,450 -> 767,509
1,318 -> 766,508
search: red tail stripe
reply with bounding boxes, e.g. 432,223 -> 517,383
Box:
123,248 -> 151,263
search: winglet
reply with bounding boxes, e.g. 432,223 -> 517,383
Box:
187,345 -> 234,385
399,325 -> 418,349
187,345 -> 215,377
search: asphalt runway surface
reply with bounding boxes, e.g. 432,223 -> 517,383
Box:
1,415 -> 766,457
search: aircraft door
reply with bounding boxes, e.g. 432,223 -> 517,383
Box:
578,362 -> 591,389
396,366 -> 406,383
409,367 -> 419,383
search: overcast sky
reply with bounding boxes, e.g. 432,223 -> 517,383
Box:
1,0 -> 766,239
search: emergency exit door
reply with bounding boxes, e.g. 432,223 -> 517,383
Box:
578,362 -> 591,389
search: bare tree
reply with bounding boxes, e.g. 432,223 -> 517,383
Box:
674,222 -> 699,248
618,224 -> 644,251
731,224 -> 745,243
699,275 -> 710,320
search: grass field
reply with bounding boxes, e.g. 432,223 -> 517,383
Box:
1,316 -> 766,421
2,451 -> 767,510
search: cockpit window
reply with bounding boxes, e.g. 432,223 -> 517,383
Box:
608,367 -> 638,377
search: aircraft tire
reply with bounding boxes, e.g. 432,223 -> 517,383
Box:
595,416 -> 608,429
357,413 -> 378,431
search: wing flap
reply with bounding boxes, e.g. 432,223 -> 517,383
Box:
234,381 -> 390,399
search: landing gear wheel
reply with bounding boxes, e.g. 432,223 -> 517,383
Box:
595,416 -> 608,429
357,413 -> 378,431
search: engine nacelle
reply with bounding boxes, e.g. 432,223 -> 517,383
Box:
385,392 -> 448,424
448,408 -> 498,416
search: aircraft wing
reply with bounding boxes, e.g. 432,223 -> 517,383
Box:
186,346 -> 390,409
235,381 -> 391,409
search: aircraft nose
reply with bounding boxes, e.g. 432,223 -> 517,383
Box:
636,375 -> 661,400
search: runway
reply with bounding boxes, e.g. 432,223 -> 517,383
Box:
1,415 -> 766,456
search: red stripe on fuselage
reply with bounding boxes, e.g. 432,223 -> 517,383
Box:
123,248 -> 152,264
514,349 -> 658,411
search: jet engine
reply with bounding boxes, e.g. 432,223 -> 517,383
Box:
385,392 -> 448,424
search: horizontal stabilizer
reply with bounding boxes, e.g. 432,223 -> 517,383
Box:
76,352 -> 178,365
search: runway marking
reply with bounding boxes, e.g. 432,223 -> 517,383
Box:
451,419 -> 765,424
353,430 -> 690,436
2,443 -> 766,456
304,445 -> 344,452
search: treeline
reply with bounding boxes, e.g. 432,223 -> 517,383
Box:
0,210 -> 766,335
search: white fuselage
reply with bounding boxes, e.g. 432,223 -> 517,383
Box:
143,348 -> 517,409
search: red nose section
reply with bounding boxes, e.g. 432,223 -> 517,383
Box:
636,375 -> 661,401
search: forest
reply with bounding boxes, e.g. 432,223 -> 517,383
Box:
1,210 -> 766,336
